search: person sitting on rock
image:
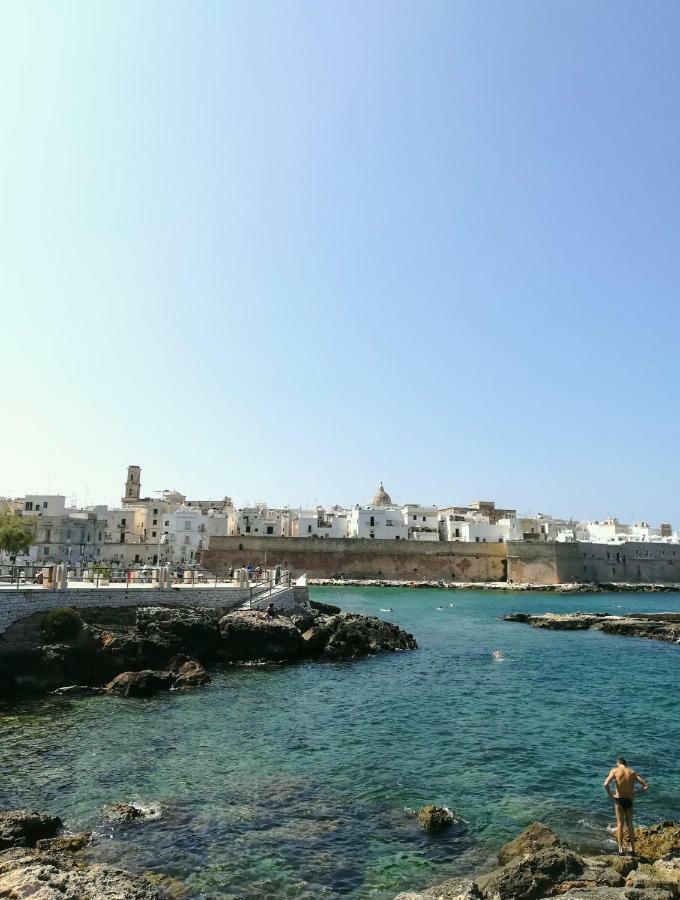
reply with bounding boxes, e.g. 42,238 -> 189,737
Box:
604,756 -> 649,855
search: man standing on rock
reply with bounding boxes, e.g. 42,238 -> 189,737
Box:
604,756 -> 649,855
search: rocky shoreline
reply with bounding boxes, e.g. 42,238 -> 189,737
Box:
0,599 -> 417,696
398,820 -> 680,900
3,808 -> 678,900
503,611 -> 680,646
310,578 -> 680,593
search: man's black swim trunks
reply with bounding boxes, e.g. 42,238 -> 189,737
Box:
615,797 -> 633,809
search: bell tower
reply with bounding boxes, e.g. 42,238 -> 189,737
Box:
123,465 -> 141,506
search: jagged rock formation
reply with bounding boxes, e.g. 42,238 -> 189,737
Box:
397,821 -> 680,900
0,809 -> 162,899
0,603 -> 417,696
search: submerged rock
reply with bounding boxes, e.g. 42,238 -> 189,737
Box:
417,805 -> 456,833
167,656 -> 211,688
497,821 -> 561,864
394,879 -> 481,900
51,685 -> 105,698
103,803 -> 149,823
0,810 -> 63,850
36,831 -> 91,852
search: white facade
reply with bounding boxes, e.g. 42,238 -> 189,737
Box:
236,505 -> 291,537
348,506 -> 408,540
402,505 -> 439,541
440,513 -> 521,543
292,508 -> 350,538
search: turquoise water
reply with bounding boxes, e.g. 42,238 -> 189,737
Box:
1,588 -> 680,898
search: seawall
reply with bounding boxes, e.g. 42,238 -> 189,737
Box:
203,536 -> 680,586
202,536 -> 508,581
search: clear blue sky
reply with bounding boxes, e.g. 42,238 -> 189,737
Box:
2,1 -> 680,521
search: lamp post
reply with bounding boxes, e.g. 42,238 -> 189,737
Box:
154,489 -> 170,573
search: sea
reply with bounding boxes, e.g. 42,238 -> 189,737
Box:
1,587 -> 679,898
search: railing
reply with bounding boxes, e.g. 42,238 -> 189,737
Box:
0,564 -> 292,593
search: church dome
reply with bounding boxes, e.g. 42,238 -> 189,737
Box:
371,482 -> 393,507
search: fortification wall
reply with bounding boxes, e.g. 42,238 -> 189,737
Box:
508,541 -> 680,584
202,536 -> 508,581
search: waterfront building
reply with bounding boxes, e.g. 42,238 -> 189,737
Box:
15,495 -> 106,564
291,507 -> 350,538
235,504 -> 291,537
440,500 -> 517,526
401,504 -> 440,541
347,484 -> 409,540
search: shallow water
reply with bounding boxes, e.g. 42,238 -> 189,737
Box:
1,588 -> 679,898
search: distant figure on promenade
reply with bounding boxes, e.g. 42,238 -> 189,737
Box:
257,602 -> 276,621
604,757 -> 649,854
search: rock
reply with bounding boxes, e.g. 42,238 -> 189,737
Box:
488,847 -> 584,900
498,821 -> 561,864
636,822 -> 680,860
166,656 -> 211,688
0,810 -> 63,850
0,847 -> 163,899
652,857 -> 680,886
417,805 -> 455,833
624,888 -> 677,900
310,599 -> 342,615
103,803 -> 147,823
105,670 -> 176,697
36,831 -> 91,852
51,685 -> 104,697
136,607 -> 221,658
394,881 -> 481,900
219,612 -> 306,661
303,613 -> 417,659
595,866 -> 626,887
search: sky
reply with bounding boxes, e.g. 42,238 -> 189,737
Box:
1,0 -> 680,521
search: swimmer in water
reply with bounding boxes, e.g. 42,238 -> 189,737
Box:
492,649 -> 505,660
436,606 -> 443,610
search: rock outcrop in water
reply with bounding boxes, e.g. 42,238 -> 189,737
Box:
398,820 -> 680,900
0,809 -> 163,899
0,603 -> 417,695
503,612 -> 680,646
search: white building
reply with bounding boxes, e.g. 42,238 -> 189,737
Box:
401,504 -> 440,541
347,484 -> 409,540
236,505 -> 291,537
292,507 -> 350,538
440,510 -> 521,543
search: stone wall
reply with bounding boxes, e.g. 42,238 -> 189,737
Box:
507,541 -> 680,584
0,585 -> 296,635
202,536 -> 508,581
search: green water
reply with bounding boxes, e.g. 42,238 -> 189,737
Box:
1,588 -> 679,898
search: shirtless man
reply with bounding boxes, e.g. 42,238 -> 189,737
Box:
604,757 -> 649,854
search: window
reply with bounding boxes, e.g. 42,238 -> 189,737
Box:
43,501 -> 48,508
153,508 -> 158,515
245,526 -> 251,533
370,532 -> 375,539
413,515 -> 417,521
455,528 -> 460,538
152,531 -> 157,538
44,546 -> 49,555
121,518 -> 127,527
266,526 -> 274,535
422,516 -> 426,522
67,530 -> 72,539
153,519 -> 157,525
370,516 -> 375,527
25,501 -> 33,511
307,525 -> 312,534
98,532 -> 102,541
164,520 -> 169,526
475,537 -> 480,542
